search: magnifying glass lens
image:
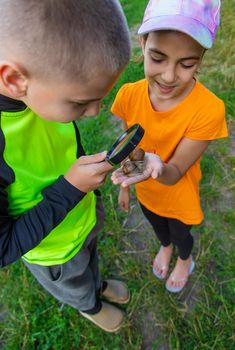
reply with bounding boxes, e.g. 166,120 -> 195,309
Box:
108,131 -> 135,157
105,124 -> 145,166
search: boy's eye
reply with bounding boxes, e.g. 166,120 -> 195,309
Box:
72,102 -> 87,107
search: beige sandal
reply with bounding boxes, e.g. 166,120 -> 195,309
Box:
80,301 -> 125,332
100,279 -> 130,304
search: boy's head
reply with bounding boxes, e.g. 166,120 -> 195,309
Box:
0,0 -> 131,122
138,0 -> 221,49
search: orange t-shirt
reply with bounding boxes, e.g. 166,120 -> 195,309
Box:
111,79 -> 228,224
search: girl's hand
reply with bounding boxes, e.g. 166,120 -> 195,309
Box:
118,186 -> 130,212
111,152 -> 164,187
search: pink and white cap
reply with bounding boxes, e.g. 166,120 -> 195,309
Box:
138,0 -> 221,49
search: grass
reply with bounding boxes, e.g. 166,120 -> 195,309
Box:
0,0 -> 234,349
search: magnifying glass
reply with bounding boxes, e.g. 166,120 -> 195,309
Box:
105,123 -> 145,166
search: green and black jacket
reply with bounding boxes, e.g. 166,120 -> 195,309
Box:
0,94 -> 97,267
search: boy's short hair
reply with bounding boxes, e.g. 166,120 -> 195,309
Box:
0,0 -> 131,81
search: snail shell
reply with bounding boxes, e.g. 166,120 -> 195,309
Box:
129,147 -> 145,161
122,160 -> 137,175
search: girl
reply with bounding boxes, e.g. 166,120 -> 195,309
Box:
111,0 -> 228,293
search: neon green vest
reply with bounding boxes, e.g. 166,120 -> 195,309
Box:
2,107 -> 96,266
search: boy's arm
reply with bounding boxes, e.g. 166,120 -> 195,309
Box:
0,152 -> 112,267
0,176 -> 86,267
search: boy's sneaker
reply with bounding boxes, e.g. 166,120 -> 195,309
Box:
80,301 -> 125,332
101,279 -> 130,304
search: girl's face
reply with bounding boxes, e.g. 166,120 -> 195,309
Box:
141,31 -> 205,110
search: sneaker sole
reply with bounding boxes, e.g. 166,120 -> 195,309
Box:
79,311 -> 124,333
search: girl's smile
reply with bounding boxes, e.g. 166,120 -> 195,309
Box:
156,81 -> 177,94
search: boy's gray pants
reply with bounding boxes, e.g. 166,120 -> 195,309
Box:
23,195 -> 104,312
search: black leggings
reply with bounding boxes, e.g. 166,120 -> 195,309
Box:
140,203 -> 193,260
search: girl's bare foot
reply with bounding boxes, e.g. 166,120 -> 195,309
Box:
152,244 -> 173,280
166,255 -> 195,293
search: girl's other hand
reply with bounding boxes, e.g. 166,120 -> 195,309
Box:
118,186 -> 130,212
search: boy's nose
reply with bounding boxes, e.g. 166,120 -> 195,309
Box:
85,101 -> 101,117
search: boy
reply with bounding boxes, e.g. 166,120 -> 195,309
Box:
0,0 -> 131,332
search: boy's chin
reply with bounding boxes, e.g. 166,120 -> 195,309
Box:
39,114 -> 76,123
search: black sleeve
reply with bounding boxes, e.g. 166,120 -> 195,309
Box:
0,176 -> 86,267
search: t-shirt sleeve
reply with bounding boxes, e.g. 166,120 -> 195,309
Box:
185,99 -> 228,140
111,84 -> 129,120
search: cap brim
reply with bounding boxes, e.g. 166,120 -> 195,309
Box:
138,15 -> 213,49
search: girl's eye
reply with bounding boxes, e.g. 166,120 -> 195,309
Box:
181,63 -> 196,69
151,56 -> 164,63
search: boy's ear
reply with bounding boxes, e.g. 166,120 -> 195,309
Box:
0,62 -> 28,98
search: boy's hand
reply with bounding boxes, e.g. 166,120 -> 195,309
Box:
64,151 -> 113,192
111,153 -> 164,187
118,186 -> 130,212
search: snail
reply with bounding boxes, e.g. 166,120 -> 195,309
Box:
122,147 -> 145,176
129,147 -> 145,161
122,160 -> 137,175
